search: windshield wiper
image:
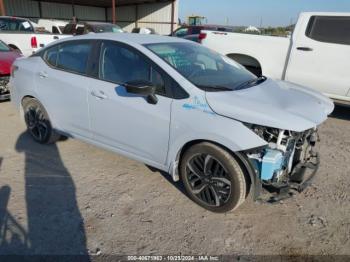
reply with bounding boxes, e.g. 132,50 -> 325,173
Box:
197,85 -> 233,92
235,76 -> 267,90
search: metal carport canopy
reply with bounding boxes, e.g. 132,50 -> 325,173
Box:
31,0 -> 176,31
32,0 -> 173,7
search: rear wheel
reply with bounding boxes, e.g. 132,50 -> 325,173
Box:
180,142 -> 246,213
22,98 -> 60,144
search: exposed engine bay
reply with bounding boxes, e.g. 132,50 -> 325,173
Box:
245,124 -> 319,200
0,75 -> 10,101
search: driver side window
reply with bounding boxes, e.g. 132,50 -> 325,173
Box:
98,41 -> 166,95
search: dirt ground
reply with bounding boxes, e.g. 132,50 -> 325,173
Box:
0,101 -> 349,256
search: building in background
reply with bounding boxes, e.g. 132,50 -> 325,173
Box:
0,0 -> 178,35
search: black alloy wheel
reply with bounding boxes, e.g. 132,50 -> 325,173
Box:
186,154 -> 231,207
180,142 -> 247,213
25,105 -> 49,142
23,98 -> 60,144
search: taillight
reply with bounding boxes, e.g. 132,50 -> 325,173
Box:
31,36 -> 38,48
198,32 -> 207,43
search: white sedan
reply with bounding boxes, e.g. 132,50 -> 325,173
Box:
10,33 -> 334,212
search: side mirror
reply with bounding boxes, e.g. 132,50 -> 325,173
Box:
123,80 -> 158,105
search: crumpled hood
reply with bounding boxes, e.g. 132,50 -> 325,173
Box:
205,79 -> 334,132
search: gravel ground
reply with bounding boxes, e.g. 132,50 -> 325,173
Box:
0,101 -> 349,256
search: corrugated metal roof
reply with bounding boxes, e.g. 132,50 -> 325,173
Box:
32,0 -> 173,8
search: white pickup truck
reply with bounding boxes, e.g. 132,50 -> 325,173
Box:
0,16 -> 69,56
201,12 -> 350,104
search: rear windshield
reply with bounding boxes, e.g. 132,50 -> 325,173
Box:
91,24 -> 123,33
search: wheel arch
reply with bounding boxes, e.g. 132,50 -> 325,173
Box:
227,53 -> 262,77
8,44 -> 22,53
16,95 -> 35,118
20,95 -> 59,131
21,95 -> 35,104
172,139 -> 257,198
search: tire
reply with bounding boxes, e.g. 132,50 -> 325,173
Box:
180,142 -> 246,213
22,98 -> 60,144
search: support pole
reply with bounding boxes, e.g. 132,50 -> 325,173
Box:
112,0 -> 116,24
170,0 -> 175,34
38,1 -> 42,18
135,4 -> 138,28
72,0 -> 76,23
0,0 -> 6,16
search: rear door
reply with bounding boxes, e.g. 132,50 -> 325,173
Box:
87,40 -> 173,165
285,15 -> 350,98
34,40 -> 94,138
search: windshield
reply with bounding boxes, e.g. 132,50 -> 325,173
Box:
145,42 -> 258,91
92,24 -> 123,33
0,41 -> 10,52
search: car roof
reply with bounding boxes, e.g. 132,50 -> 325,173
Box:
57,32 -> 189,45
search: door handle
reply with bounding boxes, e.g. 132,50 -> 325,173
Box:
91,90 -> 108,100
53,36 -> 59,40
297,47 -> 313,51
39,71 -> 48,78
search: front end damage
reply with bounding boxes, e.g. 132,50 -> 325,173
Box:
0,75 -> 11,101
244,125 -> 320,203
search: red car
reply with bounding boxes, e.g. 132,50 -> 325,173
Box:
0,40 -> 21,101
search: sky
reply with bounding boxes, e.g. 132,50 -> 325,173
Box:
179,0 -> 350,27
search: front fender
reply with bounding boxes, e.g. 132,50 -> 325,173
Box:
166,98 -> 267,169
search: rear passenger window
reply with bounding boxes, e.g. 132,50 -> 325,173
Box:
56,42 -> 92,74
99,41 -> 166,95
306,16 -> 350,45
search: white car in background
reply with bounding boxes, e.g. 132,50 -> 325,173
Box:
0,16 -> 69,56
201,12 -> 350,105
10,33 -> 333,212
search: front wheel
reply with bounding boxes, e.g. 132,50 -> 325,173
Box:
22,98 -> 60,144
180,142 -> 247,213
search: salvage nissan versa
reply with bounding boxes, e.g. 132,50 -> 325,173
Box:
10,33 -> 334,212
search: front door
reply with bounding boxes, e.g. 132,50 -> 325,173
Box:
88,41 -> 172,165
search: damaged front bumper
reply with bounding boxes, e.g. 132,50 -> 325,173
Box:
241,126 -> 321,204
262,152 -> 320,203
